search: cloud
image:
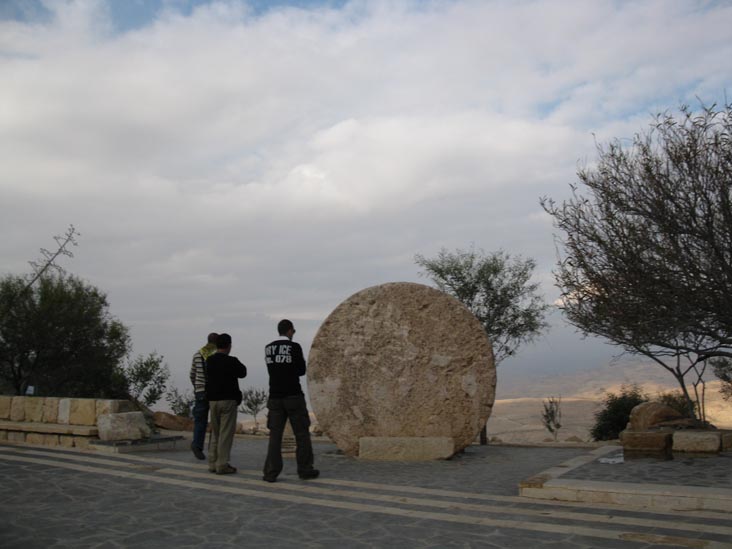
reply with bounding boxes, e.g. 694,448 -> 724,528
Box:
1,0 -> 731,394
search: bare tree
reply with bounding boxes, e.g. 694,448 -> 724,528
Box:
541,102 -> 732,419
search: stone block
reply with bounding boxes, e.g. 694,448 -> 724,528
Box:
358,436 -> 454,460
620,430 -> 672,452
57,398 -> 71,424
96,399 -> 121,417
24,397 -> 44,422
69,399 -> 97,426
26,433 -> 45,445
672,430 -> 721,453
27,432 -> 59,446
8,431 -> 25,442
0,430 -> 7,441
42,434 -> 59,446
97,412 -> 152,441
627,402 -> 683,431
59,435 -> 75,448
721,431 -> 732,451
0,395 -> 12,419
73,436 -> 92,450
42,397 -> 59,423
10,397 -> 25,421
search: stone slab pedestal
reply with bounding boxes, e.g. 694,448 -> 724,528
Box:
619,431 -> 672,453
672,430 -> 722,453
359,437 -> 455,461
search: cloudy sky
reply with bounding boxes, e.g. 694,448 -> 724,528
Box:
2,0 -> 731,398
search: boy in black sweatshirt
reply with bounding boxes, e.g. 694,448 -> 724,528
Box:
262,319 -> 319,482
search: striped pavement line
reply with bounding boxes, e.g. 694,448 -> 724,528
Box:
1,446 -> 730,548
1,444 -> 729,521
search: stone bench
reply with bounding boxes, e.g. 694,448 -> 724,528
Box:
0,395 -> 135,450
620,428 -> 732,455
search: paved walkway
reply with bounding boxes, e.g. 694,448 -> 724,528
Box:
1,437 -> 731,548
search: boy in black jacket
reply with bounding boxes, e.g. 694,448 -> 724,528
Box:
206,333 -> 247,474
262,319 -> 319,482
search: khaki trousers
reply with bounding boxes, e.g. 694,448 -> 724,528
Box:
208,400 -> 238,471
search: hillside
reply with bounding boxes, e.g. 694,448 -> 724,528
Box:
487,362 -> 732,444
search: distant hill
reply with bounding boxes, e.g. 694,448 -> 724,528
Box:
497,360 -> 681,400
487,361 -> 731,443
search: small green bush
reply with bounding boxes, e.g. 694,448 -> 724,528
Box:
590,384 -> 648,441
166,387 -> 194,418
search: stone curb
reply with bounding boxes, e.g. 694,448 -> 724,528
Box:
519,445 -> 732,512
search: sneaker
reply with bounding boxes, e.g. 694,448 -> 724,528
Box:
216,464 -> 237,475
191,442 -> 206,461
298,469 -> 320,480
262,476 -> 277,483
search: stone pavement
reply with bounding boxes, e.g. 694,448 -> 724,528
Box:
1,437 -> 731,548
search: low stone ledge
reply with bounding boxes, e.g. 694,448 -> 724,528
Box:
358,436 -> 455,460
0,420 -> 98,436
672,430 -> 722,453
619,430 -> 672,452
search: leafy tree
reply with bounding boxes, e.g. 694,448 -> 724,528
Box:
415,247 -> 549,443
541,396 -> 562,442
0,273 -> 130,397
711,358 -> 732,401
541,102 -> 732,419
166,386 -> 195,417
591,384 -> 648,441
124,352 -> 170,407
238,387 -> 268,430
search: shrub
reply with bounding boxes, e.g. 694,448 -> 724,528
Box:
541,396 -> 562,442
166,386 -> 194,418
590,384 -> 648,441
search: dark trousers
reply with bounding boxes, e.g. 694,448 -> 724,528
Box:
192,391 -> 209,451
263,395 -> 315,479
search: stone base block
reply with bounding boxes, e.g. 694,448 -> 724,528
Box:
24,398 -> 44,422
620,430 -> 672,452
673,430 -> 721,453
26,433 -> 60,447
97,412 -> 151,441
722,431 -> 732,451
359,437 -> 455,460
59,435 -> 75,448
43,397 -> 60,423
69,399 -> 97,426
8,431 -> 25,443
10,398 -> 25,422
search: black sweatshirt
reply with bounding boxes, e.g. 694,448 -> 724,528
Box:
205,352 -> 247,401
265,337 -> 306,398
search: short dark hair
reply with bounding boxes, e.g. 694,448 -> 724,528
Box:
207,332 -> 219,344
216,333 -> 232,349
277,319 -> 293,336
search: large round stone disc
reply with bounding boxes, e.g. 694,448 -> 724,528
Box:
308,282 -> 496,456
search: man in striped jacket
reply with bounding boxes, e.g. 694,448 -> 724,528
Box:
189,332 -> 218,460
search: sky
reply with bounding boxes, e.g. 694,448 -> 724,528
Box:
1,0 -> 731,401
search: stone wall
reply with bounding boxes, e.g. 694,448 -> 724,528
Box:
0,395 -> 135,450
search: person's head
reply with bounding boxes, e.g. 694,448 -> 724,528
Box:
216,333 -> 232,352
206,332 -> 218,347
277,319 -> 295,339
